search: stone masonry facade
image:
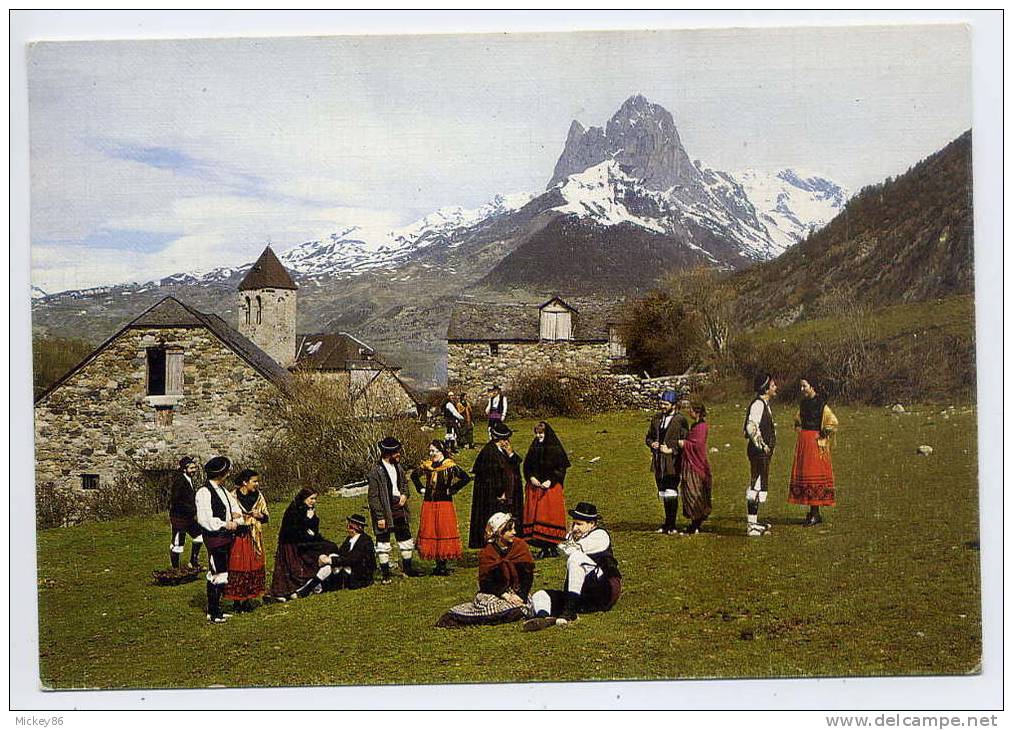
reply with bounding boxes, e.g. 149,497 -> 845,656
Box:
238,288 -> 297,366
34,326 -> 285,493
447,341 -> 614,396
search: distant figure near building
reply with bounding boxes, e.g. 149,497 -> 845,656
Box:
744,373 -> 778,537
469,422 -> 524,549
645,389 -> 689,535
458,392 -> 475,449
789,378 -> 839,526
442,391 -> 465,452
485,385 -> 508,440
168,456 -> 203,569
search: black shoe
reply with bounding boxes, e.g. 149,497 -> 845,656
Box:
523,616 -> 559,632
294,577 -> 321,599
402,560 -> 424,578
560,592 -> 580,622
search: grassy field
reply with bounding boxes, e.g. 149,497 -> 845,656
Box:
36,402 -> 982,689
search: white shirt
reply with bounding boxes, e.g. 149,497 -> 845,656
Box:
195,480 -> 242,533
661,413 -> 673,431
382,459 -> 401,498
445,402 -> 464,420
560,527 -> 611,557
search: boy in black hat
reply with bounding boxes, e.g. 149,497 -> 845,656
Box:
744,373 -> 778,537
195,456 -> 242,623
319,514 -> 377,591
168,456 -> 203,569
523,502 -> 622,631
366,436 -> 422,583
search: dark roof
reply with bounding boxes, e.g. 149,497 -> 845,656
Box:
35,296 -> 295,404
238,247 -> 298,291
293,332 -> 398,371
447,296 -> 625,342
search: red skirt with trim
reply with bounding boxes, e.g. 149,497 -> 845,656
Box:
224,534 -> 266,600
788,429 -> 836,506
417,501 -> 462,560
522,483 -> 567,547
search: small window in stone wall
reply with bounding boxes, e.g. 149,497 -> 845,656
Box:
81,474 -> 100,490
154,406 -> 174,427
489,342 -> 500,357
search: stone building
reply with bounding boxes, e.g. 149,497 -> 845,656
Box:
237,247 -> 298,367
33,296 -> 294,493
293,332 -> 417,417
446,296 -> 628,396
35,246 -> 418,496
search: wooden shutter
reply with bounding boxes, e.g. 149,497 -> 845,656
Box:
166,349 -> 184,395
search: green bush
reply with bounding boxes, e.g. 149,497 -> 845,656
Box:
510,369 -> 585,418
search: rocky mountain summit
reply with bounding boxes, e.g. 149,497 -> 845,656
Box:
33,94 -> 851,384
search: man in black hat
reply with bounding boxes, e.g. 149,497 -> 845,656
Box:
195,456 -> 243,623
523,502 -> 622,631
485,384 -> 508,441
744,373 -> 778,537
319,514 -> 377,591
468,420 -> 524,549
168,456 -> 203,569
366,436 -> 422,583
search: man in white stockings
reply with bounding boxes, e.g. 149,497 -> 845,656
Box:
195,456 -> 242,623
523,502 -> 622,631
744,373 -> 778,536
367,437 -> 422,583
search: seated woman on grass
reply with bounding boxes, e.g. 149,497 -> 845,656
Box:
268,488 -> 339,602
436,512 -> 534,628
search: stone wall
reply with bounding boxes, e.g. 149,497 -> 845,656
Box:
238,288 -> 296,366
448,340 -> 614,395
34,326 -> 286,493
597,373 -> 712,411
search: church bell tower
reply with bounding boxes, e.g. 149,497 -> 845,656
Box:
237,246 -> 298,367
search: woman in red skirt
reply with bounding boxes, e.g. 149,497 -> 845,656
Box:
788,378 -> 839,526
225,469 -> 269,612
522,421 -> 570,558
410,440 -> 471,575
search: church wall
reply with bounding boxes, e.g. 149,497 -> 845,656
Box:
34,326 -> 284,494
237,288 -> 297,366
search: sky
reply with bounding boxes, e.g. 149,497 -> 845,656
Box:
27,24 -> 972,293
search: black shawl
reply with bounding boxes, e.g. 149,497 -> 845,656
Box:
468,442 -> 524,549
278,499 -> 325,546
523,423 -> 571,485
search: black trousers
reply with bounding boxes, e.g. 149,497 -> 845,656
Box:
375,507 -> 412,543
747,447 -> 773,495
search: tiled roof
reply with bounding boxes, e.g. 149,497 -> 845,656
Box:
238,247 -> 298,291
447,296 -> 625,342
35,296 -> 295,403
294,332 -> 398,371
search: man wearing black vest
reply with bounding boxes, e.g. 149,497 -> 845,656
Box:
744,373 -> 778,537
645,389 -> 690,534
168,456 -> 203,569
195,456 -> 242,622
367,437 -> 422,583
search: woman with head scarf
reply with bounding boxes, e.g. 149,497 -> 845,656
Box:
789,378 -> 839,526
223,468 -> 269,612
268,487 -> 340,601
676,403 -> 712,535
522,421 -> 571,558
410,439 -> 471,575
436,512 -> 535,628
468,421 -> 524,549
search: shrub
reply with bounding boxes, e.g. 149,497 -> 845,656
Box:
85,471 -> 163,521
510,369 -> 584,418
251,376 -> 429,500
35,481 -> 77,529
618,290 -> 708,377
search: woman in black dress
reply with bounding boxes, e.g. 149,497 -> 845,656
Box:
268,488 -> 339,601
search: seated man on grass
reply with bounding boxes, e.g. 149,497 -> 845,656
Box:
523,502 -> 622,631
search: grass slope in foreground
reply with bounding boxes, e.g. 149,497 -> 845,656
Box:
37,404 -> 981,688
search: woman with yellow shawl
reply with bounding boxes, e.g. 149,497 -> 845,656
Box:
788,378 -> 840,526
224,468 -> 269,611
410,440 -> 471,575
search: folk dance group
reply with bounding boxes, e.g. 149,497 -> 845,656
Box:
646,373 -> 839,537
169,416 -> 618,629
168,373 -> 835,626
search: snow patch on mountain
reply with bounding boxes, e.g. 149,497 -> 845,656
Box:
552,161 -> 668,234
733,169 -> 848,249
